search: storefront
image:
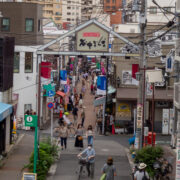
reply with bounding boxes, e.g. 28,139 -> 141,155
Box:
0,102 -> 13,155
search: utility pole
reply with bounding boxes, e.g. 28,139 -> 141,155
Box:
136,0 -> 147,149
175,0 -> 180,178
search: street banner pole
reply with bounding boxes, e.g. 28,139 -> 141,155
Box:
34,124 -> 38,173
51,108 -> 53,143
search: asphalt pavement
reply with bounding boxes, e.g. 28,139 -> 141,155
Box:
47,137 -> 132,180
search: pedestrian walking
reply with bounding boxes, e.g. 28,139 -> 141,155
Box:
78,144 -> 95,178
134,163 -> 149,180
81,108 -> 86,127
72,105 -> 78,124
90,83 -> 94,94
79,96 -> 83,108
101,157 -> 116,180
109,114 -> 114,133
58,123 -> 68,150
74,124 -> 84,150
86,125 -> 94,146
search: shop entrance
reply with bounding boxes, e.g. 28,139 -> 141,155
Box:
0,119 -> 6,154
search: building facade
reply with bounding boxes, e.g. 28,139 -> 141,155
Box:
22,0 -> 62,27
103,0 -> 123,25
0,2 -> 45,129
62,0 -> 82,29
113,23 -> 174,133
124,0 -> 175,24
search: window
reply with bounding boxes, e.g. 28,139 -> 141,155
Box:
76,7 -> 79,9
24,104 -> 32,114
1,18 -> 10,31
56,5 -> 60,8
55,12 -> 61,15
25,18 -> 34,32
106,6 -> 110,10
56,0 -> 60,2
67,12 -> 71,15
112,0 -> 116,3
112,6 -> 116,10
67,6 -> 71,9
67,18 -> 71,21
71,19 -> 74,21
106,0 -> 110,2
38,19 -> 41,32
149,7 -> 157,14
25,52 -> 33,73
14,52 -> 20,73
72,12 -> 75,15
55,17 -> 61,20
164,7 -> 171,13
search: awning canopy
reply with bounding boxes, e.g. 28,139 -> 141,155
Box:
56,91 -> 66,97
0,102 -> 13,122
117,87 -> 173,101
108,86 -> 116,94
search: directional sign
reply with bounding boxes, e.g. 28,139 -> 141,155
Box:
47,102 -> 54,109
24,115 -> 37,127
47,90 -> 55,97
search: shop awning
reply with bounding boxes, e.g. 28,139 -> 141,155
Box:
108,86 -> 116,94
117,87 -> 173,101
0,102 -> 13,122
56,91 -> 66,97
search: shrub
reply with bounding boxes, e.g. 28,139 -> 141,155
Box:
25,139 -> 59,180
134,146 -> 164,177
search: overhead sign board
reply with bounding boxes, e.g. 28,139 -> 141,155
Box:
76,24 -> 109,52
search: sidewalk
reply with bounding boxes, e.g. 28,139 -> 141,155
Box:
0,134 -> 34,180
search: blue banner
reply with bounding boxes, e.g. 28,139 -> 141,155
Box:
97,76 -> 107,95
60,70 -> 67,84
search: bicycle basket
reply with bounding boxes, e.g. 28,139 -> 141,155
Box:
79,158 -> 87,165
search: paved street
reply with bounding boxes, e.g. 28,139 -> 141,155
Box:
47,137 -> 132,180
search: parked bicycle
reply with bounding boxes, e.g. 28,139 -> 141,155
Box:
153,157 -> 173,180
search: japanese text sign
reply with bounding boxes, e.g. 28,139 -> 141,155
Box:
76,24 -> 109,52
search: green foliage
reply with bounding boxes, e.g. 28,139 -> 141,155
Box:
25,139 -> 59,180
134,146 -> 164,177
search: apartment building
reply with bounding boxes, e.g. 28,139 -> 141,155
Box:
124,0 -> 175,24
0,2 -> 44,128
62,0 -> 81,28
81,0 -> 93,22
103,0 -> 123,25
23,0 -> 62,27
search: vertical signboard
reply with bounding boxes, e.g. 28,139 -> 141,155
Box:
176,138 -> 180,180
97,76 -> 107,95
76,24 -> 109,52
136,104 -> 143,129
162,109 -> 169,135
60,70 -> 67,85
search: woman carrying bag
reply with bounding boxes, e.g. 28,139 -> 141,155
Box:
101,157 -> 116,180
74,124 -> 84,150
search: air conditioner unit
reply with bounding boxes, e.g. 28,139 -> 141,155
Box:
177,0 -> 180,13
175,38 -> 180,61
174,82 -> 180,109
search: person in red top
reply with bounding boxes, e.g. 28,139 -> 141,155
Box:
90,83 -> 94,94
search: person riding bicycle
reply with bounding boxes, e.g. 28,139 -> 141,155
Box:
77,144 -> 95,178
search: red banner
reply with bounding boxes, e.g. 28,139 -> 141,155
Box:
41,62 -> 51,79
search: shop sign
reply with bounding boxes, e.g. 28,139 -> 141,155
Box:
97,76 -> 107,95
76,24 -> 109,52
137,104 -> 143,129
23,173 -> 37,180
176,138 -> 180,180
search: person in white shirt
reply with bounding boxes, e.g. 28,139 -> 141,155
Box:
134,163 -> 149,180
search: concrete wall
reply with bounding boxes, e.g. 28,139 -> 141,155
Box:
5,116 -> 10,152
13,45 -> 38,120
